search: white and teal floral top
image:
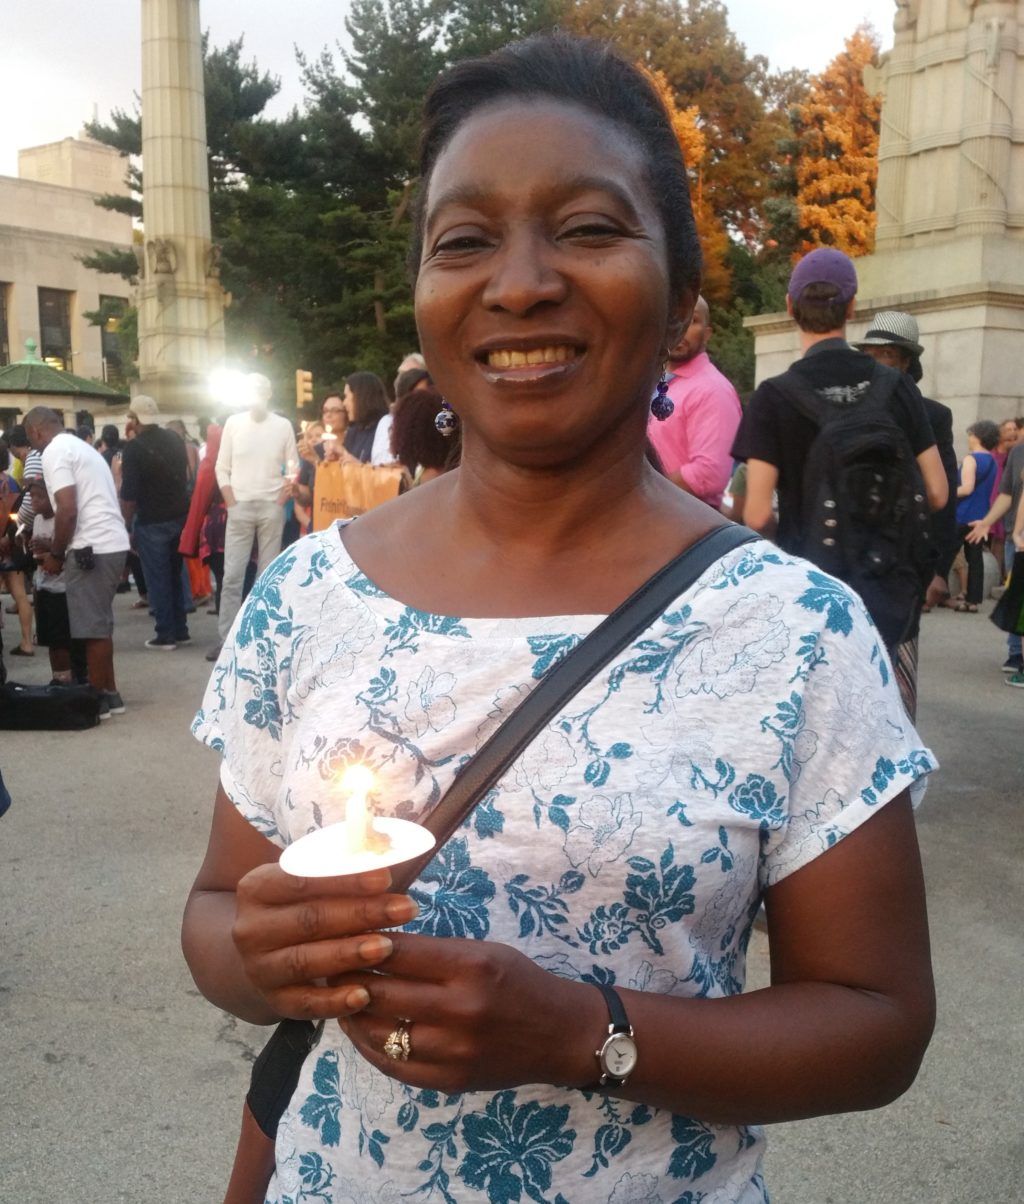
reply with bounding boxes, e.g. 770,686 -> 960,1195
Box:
193,524 -> 936,1204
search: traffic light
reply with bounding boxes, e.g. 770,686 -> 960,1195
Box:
295,368 -> 314,409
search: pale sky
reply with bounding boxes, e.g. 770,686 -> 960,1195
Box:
0,0 -> 896,177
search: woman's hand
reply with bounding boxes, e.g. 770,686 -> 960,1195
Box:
332,933 -> 602,1094
230,863 -> 420,1022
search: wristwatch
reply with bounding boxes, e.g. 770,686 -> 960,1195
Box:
593,983 -> 638,1088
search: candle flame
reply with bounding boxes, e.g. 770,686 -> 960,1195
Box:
340,764 -> 375,797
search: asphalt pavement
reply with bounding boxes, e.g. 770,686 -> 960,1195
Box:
0,591 -> 1020,1203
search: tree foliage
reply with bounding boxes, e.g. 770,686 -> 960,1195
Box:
82,4 -> 889,399
793,25 -> 881,256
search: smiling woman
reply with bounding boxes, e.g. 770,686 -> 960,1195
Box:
183,33 -> 937,1204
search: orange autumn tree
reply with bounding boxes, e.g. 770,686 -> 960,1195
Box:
794,25 -> 882,256
643,67 -> 732,303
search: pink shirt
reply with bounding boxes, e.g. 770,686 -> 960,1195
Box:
647,351 -> 742,507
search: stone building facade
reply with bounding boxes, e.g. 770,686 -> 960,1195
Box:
0,136 -> 134,386
749,0 -> 1024,443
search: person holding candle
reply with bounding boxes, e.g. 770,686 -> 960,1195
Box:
184,34 -> 936,1204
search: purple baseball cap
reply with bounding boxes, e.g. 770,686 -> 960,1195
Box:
788,248 -> 858,304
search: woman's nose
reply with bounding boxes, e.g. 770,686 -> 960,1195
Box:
481,231 -> 568,316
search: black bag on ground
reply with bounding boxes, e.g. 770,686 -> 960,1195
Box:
775,362 -> 934,648
0,681 -> 102,730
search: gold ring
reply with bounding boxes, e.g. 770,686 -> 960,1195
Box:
383,1022 -> 412,1062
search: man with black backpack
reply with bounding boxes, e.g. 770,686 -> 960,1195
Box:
732,249 -> 948,691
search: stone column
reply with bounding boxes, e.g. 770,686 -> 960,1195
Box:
873,3 -> 919,246
955,3 -> 1015,236
748,0 -> 1024,437
136,0 -> 225,414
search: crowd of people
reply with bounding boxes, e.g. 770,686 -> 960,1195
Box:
3,30 -> 1022,1204
0,353 -> 455,699
2,275 -> 1021,713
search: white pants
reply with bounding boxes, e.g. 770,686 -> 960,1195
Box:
218,498 -> 286,640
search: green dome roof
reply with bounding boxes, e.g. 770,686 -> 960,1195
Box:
0,339 -> 129,402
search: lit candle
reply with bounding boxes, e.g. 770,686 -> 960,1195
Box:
341,764 -> 375,855
280,763 -> 436,879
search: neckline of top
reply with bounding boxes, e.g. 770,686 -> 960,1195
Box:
322,520 -> 607,632
318,521 -> 761,635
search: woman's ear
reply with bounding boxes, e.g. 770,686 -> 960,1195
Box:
663,291 -> 695,358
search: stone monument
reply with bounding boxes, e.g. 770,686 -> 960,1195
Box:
136,0 -> 225,413
749,0 -> 1024,438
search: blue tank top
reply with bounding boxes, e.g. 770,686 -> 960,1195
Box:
956,451 -> 997,524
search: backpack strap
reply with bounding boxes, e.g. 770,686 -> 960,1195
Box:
773,361 -> 903,428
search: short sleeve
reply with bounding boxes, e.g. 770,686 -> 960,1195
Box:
731,386 -> 781,467
191,551 -> 300,844
1000,446 -> 1022,494
894,380 -> 936,457
42,441 -> 75,496
758,571 -> 937,888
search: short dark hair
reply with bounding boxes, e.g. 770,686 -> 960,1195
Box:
6,425 -> 28,449
791,282 -> 850,334
390,389 -> 453,473
967,420 -> 1000,451
395,368 -> 432,402
99,424 -> 120,449
410,32 -> 701,306
345,372 -> 390,426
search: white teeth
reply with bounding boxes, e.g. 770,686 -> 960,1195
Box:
486,346 -> 575,369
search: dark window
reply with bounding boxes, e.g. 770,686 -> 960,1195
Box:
38,287 -> 73,371
0,284 -> 10,366
99,294 -> 128,387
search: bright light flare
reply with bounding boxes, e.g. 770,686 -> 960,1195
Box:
208,368 -> 252,409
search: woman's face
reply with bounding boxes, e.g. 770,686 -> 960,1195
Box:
1000,420 -> 1018,449
415,98 -> 690,466
342,385 -> 356,423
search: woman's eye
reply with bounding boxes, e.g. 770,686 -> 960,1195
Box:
562,222 -> 622,240
433,234 -> 489,254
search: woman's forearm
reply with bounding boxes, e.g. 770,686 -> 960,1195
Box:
181,888 -> 282,1026
558,976 -> 933,1125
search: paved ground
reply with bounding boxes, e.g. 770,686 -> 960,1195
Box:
1,593 -> 1021,1203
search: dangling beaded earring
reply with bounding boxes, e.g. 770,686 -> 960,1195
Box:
434,398 -> 459,437
651,373 -> 674,421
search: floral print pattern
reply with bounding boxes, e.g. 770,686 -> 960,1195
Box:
193,527 -> 936,1203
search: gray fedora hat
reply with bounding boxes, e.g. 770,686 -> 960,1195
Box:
855,311 -> 924,358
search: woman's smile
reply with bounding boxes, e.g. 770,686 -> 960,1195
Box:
474,338 -> 587,387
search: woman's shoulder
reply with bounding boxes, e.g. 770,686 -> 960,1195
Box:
695,540 -> 880,648
237,527 -> 345,620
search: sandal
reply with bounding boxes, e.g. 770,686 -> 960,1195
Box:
10,646 -> 35,656
953,602 -> 979,613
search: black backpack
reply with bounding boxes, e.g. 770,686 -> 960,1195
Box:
775,362 -> 934,648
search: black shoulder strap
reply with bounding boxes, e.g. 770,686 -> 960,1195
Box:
773,368 -> 826,429
393,522 -> 758,888
773,361 -> 902,431
247,522 -> 759,1141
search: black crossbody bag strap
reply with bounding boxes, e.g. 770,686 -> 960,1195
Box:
394,521 -> 757,885
244,521 -> 758,1138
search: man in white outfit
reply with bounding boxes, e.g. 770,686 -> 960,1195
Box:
210,374 -> 298,658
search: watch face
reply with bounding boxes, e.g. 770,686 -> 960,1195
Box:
602,1033 -> 638,1079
